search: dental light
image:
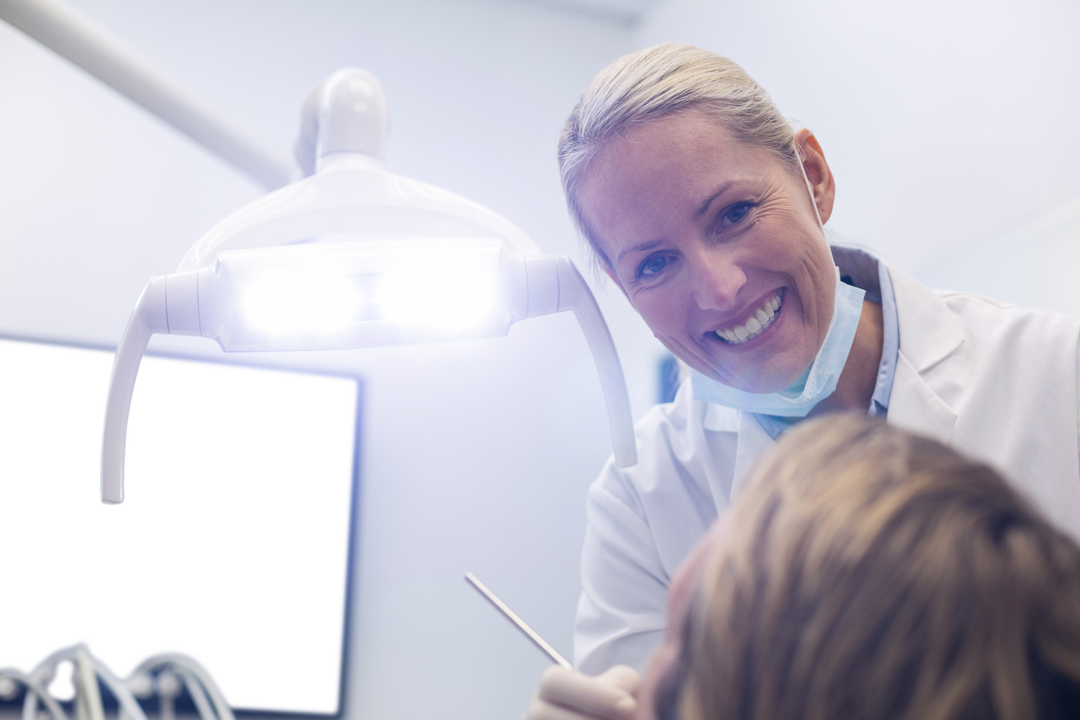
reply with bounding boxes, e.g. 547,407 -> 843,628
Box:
101,68 -> 637,504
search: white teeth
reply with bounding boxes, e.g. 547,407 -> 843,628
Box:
714,293 -> 783,345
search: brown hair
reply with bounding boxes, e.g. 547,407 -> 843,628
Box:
557,44 -> 799,269
675,414 -> 1080,720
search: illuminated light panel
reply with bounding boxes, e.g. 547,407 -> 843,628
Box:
378,251 -> 501,333
241,270 -> 363,337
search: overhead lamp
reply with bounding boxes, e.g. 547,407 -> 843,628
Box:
101,68 -> 637,504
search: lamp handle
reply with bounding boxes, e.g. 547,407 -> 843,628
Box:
554,258 -> 638,468
101,276 -> 168,504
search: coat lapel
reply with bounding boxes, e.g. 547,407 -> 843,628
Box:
888,263 -> 965,373
884,263 -> 964,443
889,352 -> 958,443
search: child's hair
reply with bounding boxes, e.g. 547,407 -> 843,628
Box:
675,414 -> 1080,720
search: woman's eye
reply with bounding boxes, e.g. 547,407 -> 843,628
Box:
639,254 -> 670,277
721,201 -> 753,227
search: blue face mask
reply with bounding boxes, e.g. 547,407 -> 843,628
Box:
689,156 -> 866,417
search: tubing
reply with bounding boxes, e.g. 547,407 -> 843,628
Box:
4,669 -> 69,720
22,646 -> 149,720
101,276 -> 168,504
0,0 -> 293,190
131,654 -> 234,720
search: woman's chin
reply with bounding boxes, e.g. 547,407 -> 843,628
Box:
686,346 -> 812,394
715,360 -> 811,395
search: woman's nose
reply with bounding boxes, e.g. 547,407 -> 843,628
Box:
690,253 -> 746,311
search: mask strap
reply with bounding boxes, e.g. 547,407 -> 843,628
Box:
795,140 -> 837,290
796,142 -> 825,229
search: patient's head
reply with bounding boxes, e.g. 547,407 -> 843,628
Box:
640,415 -> 1080,720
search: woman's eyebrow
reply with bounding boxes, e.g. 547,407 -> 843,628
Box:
694,181 -> 737,218
616,239 -> 662,265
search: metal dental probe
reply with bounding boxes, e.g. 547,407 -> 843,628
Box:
464,572 -> 574,671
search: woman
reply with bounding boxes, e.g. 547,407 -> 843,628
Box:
647,416 -> 1080,720
528,42 -> 1080,718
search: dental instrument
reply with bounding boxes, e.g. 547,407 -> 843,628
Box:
99,66 -> 637,504
465,572 -> 573,671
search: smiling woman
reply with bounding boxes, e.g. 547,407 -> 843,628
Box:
524,42 -> 1080,720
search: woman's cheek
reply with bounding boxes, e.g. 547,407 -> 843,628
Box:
634,290 -> 678,333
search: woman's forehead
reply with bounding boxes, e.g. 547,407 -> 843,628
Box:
588,112 -> 748,187
577,113 -> 784,245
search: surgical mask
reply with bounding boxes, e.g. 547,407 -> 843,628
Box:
689,151 -> 866,417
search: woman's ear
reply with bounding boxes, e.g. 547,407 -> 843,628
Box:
794,129 -> 836,225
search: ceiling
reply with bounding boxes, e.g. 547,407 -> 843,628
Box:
506,0 -> 665,25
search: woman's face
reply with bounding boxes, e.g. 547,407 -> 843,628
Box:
577,111 -> 837,393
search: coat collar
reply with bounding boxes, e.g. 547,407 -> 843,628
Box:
884,261 -> 964,444
886,261 -> 965,373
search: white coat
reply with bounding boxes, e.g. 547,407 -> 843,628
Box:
574,262 -> 1080,674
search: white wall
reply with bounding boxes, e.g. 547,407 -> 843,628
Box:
916,193 -> 1080,313
0,3 -> 657,719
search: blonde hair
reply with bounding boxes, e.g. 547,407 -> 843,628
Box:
557,44 -> 799,268
673,415 -> 1080,720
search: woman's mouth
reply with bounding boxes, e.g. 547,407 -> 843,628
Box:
714,292 -> 783,345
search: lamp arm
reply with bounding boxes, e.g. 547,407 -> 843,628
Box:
101,276 -> 167,504
0,0 -> 293,190
554,258 -> 638,468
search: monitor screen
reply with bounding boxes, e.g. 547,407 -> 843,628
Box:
0,337 -> 360,716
